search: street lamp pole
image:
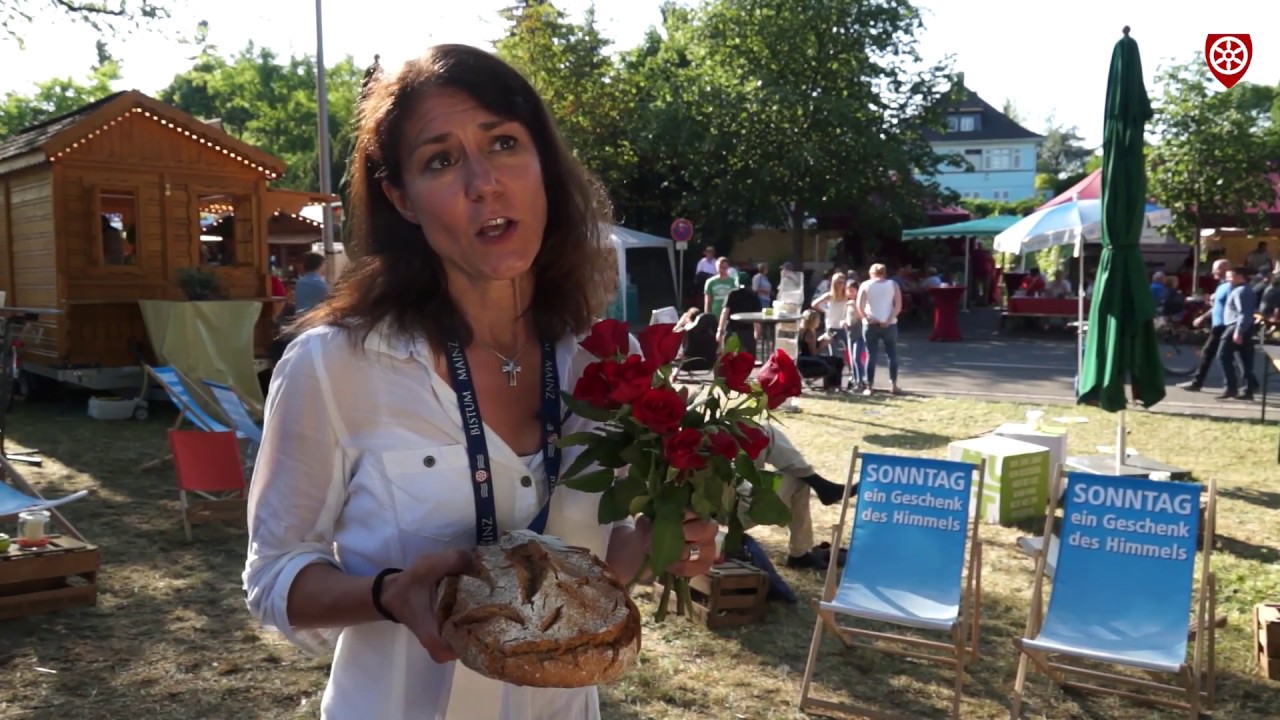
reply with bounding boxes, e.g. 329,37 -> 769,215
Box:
314,0 -> 336,277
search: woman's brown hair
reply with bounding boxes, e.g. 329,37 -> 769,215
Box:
297,44 -> 616,349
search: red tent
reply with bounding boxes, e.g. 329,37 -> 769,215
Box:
1038,169 -> 1101,209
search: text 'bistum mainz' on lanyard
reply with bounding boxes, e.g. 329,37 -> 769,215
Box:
444,336 -> 562,546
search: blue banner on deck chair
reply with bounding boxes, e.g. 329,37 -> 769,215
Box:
1034,472 -> 1202,671
830,453 -> 976,628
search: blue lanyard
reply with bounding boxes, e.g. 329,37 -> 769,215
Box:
443,337 -> 562,546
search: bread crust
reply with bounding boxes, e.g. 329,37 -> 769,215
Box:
436,531 -> 642,688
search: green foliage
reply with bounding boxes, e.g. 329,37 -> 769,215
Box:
1037,122 -> 1094,177
174,266 -> 224,301
158,43 -> 365,193
3,0 -> 171,44
1147,56 -> 1277,244
958,197 -> 1040,218
0,56 -> 121,137
495,0 -> 957,258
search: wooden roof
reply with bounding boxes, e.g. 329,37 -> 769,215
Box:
0,90 -> 287,178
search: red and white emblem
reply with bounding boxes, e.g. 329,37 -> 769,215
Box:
474,469 -> 489,484
1204,34 -> 1252,89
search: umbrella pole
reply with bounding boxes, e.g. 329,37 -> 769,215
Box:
1077,237 -> 1085,382
963,241 -> 971,312
1115,410 -> 1127,473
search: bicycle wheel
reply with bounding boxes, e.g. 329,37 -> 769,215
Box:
1159,338 -> 1199,377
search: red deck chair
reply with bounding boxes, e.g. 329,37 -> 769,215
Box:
167,430 -> 247,540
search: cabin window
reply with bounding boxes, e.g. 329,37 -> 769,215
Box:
98,189 -> 138,266
197,193 -> 254,266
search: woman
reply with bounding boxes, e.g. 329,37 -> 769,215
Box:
751,262 -> 773,308
811,272 -> 865,391
243,45 -> 717,720
796,309 -> 844,390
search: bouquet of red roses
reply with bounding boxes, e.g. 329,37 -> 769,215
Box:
558,318 -> 803,621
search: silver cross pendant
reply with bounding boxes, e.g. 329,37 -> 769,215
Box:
500,358 -> 521,387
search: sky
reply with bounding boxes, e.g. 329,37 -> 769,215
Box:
0,0 -> 1276,148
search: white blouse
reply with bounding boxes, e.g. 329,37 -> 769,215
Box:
243,323 -> 627,720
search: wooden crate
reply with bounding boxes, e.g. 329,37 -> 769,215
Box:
0,536 -> 100,620
1255,603 -> 1280,681
655,559 -> 768,629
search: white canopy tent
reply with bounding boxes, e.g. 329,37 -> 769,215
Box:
607,224 -> 679,322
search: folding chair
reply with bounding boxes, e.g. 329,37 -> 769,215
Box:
0,458 -> 89,541
200,379 -> 263,458
1011,471 -> 1217,718
141,365 -> 244,469
799,448 -> 985,719
167,430 -> 248,541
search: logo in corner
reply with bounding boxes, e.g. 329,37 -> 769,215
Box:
1204,34 -> 1252,89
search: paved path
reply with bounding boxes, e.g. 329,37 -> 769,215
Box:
884,309 -> 1279,421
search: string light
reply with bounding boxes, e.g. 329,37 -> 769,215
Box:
49,105 -> 281,179
271,209 -> 324,227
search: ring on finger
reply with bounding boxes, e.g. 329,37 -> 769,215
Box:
686,542 -> 701,563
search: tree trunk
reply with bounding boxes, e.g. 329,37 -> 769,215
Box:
789,206 -> 806,268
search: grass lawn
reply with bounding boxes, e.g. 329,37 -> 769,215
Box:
1,392 -> 1277,719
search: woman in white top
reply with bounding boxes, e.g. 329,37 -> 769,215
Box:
243,45 -> 717,720
855,263 -> 903,396
811,272 -> 862,390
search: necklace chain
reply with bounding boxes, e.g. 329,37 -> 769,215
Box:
478,339 -> 529,387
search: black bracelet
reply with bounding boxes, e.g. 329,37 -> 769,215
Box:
371,567 -> 404,624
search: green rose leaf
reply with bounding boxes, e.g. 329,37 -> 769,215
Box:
746,485 -> 792,526
597,485 -> 624,524
556,431 -> 603,450
649,483 -> 689,574
560,391 -> 615,423
562,468 -> 615,493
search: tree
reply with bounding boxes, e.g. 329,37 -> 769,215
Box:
1037,120 -> 1093,177
681,0 -> 956,262
0,52 -> 121,137
159,44 -> 365,193
494,2 -> 635,196
1147,56 -> 1277,246
1002,99 -> 1023,125
3,0 -> 172,43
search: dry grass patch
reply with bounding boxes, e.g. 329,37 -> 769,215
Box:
0,393 -> 1277,719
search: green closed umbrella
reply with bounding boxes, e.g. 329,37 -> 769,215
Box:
1077,26 -> 1166,412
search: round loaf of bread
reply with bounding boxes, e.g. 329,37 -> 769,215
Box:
435,531 -> 642,688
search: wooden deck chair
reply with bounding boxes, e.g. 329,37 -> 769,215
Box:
0,456 -> 90,541
798,448 -> 986,719
1010,471 -> 1217,719
200,379 -> 263,459
141,365 -> 244,469
167,430 -> 247,541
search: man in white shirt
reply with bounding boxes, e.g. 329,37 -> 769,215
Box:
855,263 -> 903,396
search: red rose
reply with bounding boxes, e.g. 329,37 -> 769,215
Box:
631,386 -> 686,436
707,427 -> 739,460
607,354 -> 656,406
580,319 -> 631,359
717,351 -> 755,394
735,421 -> 770,460
758,350 -> 803,409
663,428 -> 707,471
637,323 -> 684,366
572,360 -> 620,410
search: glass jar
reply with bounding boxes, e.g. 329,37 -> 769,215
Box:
16,510 -> 50,548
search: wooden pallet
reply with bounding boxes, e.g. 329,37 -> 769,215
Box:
1255,603 -> 1280,681
654,559 -> 769,629
0,535 -> 100,620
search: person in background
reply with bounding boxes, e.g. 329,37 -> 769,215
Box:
737,423 -> 847,570
1150,271 -> 1168,308
796,309 -> 845,391
811,272 -> 856,386
856,263 -> 903,396
703,257 -> 737,319
693,245 -> 718,307
920,267 -> 944,289
1219,267 -> 1259,401
293,252 -> 331,314
1045,270 -> 1072,298
752,262 -> 773,308
971,240 -> 994,307
1018,268 -> 1045,295
1161,275 -> 1186,319
1180,259 -> 1233,393
1259,274 -> 1280,320
1245,241 -> 1273,275
717,281 -> 761,356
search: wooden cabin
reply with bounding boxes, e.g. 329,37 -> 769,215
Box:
0,90 -> 329,378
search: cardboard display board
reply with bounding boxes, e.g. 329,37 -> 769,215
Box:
948,435 -> 1050,525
